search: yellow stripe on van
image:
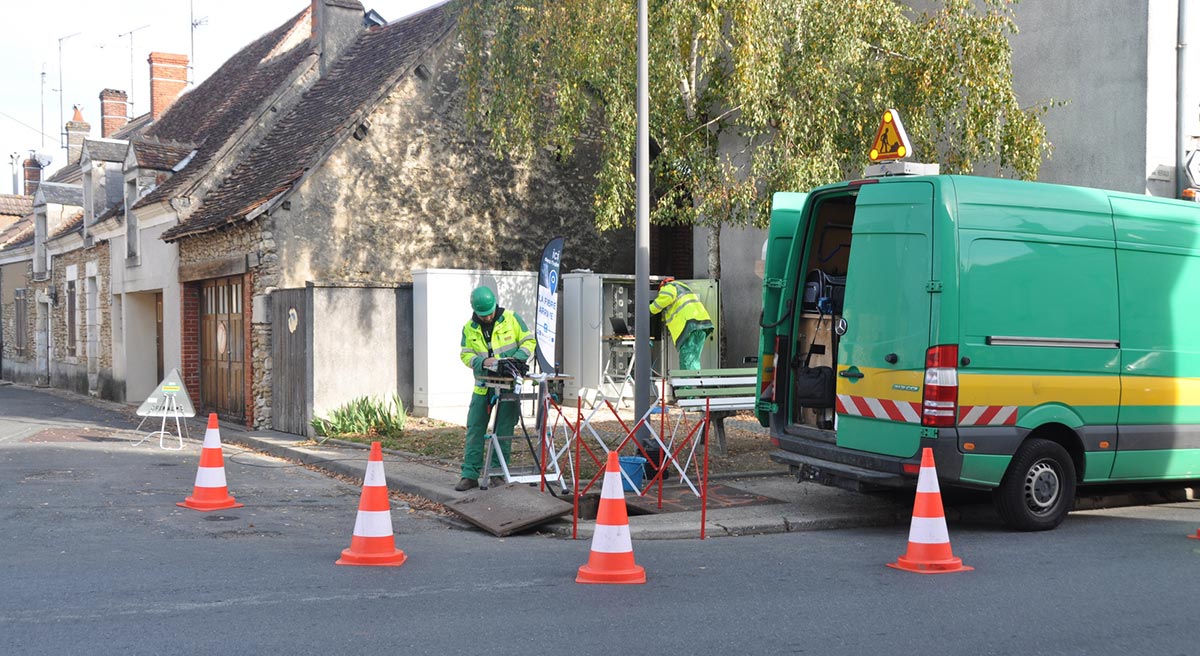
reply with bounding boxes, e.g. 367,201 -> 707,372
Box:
959,374 -> 1118,407
1120,377 -> 1200,406
835,366 -> 924,402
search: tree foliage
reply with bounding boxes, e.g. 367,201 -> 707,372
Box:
459,0 -> 1053,234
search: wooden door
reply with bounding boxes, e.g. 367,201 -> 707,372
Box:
200,277 -> 245,419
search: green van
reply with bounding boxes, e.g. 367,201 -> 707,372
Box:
756,174 -> 1200,530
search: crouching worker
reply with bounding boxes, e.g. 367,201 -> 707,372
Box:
455,286 -> 537,492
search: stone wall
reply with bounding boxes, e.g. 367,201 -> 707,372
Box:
1,261 -> 35,380
48,243 -> 114,396
179,223 -> 272,427
274,32 -> 633,291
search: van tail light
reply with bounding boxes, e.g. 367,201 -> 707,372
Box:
760,336 -> 783,402
922,344 -> 959,427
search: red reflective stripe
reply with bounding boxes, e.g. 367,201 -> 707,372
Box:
879,399 -> 907,422
851,395 -> 873,417
976,405 -> 1002,426
836,396 -> 847,414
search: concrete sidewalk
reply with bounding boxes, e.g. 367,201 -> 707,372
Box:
1,382 -> 913,539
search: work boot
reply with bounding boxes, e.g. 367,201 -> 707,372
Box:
489,476 -> 506,488
454,477 -> 478,492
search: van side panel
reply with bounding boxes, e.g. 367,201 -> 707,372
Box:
953,177 -> 1120,483
1112,196 -> 1200,479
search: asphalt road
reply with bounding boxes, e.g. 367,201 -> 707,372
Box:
2,384 -> 1198,655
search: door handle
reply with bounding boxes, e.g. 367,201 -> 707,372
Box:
838,370 -> 864,379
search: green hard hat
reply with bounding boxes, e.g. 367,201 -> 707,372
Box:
470,286 -> 497,315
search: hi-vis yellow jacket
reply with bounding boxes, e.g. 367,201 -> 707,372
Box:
650,281 -> 712,343
460,310 -> 536,395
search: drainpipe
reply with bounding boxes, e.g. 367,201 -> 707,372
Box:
1178,0 -> 1190,198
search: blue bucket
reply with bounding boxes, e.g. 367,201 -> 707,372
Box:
618,455 -> 647,492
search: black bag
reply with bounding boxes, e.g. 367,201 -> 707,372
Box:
792,303 -> 836,409
794,365 -> 835,408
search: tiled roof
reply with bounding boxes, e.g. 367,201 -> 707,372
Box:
0,216 -> 33,249
163,5 -> 452,241
131,139 -> 195,171
36,182 -> 83,207
45,164 -> 81,185
50,211 -> 85,240
83,139 -> 128,163
96,203 -> 124,224
0,194 -> 33,217
133,8 -> 316,211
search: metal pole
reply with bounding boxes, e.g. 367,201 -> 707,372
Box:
10,152 -> 20,195
57,32 -> 81,151
634,0 -> 651,447
1178,0 -> 1191,198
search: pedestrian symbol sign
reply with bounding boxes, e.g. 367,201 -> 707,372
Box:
869,109 -> 912,162
137,368 -> 196,417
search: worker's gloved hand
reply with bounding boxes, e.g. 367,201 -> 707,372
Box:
483,357 -> 499,371
499,358 -> 529,378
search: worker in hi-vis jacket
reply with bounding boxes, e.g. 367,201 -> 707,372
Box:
650,277 -> 714,371
455,286 -> 536,492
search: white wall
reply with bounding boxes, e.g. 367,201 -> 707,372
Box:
412,269 -> 537,423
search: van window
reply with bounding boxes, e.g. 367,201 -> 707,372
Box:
963,239 -> 1118,341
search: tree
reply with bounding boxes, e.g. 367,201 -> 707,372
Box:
459,0 -> 1053,281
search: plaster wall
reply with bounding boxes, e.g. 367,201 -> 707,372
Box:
310,286 -> 400,421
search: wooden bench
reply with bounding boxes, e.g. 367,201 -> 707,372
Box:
668,367 -> 758,457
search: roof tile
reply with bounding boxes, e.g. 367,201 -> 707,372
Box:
164,5 -> 451,240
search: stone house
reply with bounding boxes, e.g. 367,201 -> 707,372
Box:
159,2 -> 633,430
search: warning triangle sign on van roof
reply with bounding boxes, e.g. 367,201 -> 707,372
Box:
136,368 -> 196,417
869,109 -> 913,162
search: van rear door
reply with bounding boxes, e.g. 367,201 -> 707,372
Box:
835,180 -> 936,458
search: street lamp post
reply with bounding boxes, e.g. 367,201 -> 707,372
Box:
634,0 -> 652,449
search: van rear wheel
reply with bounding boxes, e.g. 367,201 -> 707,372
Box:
993,438 -> 1075,531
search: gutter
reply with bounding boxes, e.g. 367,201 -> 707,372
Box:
1179,0 -> 1191,198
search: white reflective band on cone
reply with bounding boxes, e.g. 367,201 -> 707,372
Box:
907,516 -> 951,544
194,466 -> 227,488
916,468 -> 940,493
352,510 -> 395,538
589,523 -> 633,553
202,429 -> 222,449
601,472 -> 625,499
364,461 -> 387,487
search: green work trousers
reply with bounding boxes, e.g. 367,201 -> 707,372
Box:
461,391 -> 517,480
677,327 -> 712,371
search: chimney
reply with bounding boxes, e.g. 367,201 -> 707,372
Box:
99,89 -> 129,137
312,0 -> 364,77
148,52 -> 189,121
65,106 -> 91,166
23,156 -> 42,197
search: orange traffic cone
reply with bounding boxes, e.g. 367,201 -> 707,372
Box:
1188,529 -> 1200,540
177,413 -> 244,511
337,441 -> 407,567
887,447 -> 972,574
577,451 -> 646,584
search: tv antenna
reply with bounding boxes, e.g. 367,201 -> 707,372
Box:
118,24 -> 151,117
57,31 -> 81,151
190,0 -> 208,85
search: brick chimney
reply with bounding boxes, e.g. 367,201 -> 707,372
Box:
313,0 -> 364,77
23,156 -> 42,196
99,89 -> 129,137
148,52 -> 189,121
65,106 -> 91,166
